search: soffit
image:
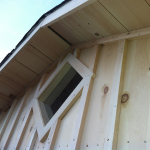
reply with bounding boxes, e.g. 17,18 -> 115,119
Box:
50,0 -> 150,44
0,27 -> 70,111
1,0 -> 150,111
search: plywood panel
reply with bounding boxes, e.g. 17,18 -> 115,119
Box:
16,45 -> 53,74
80,43 -> 118,149
53,96 -> 81,150
0,75 -> 24,97
77,1 -> 127,37
31,28 -> 70,60
3,61 -> 38,87
98,0 -> 150,31
117,38 -> 150,150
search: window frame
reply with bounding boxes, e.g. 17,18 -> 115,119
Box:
32,53 -> 94,142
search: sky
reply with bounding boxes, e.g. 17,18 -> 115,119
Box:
0,0 -> 63,62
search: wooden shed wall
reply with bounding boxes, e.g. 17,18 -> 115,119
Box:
0,37 -> 150,150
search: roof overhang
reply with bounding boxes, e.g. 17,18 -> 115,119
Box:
1,0 -> 150,111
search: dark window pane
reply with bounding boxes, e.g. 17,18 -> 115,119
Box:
44,67 -> 82,120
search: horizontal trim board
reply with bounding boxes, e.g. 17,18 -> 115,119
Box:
71,26 -> 150,49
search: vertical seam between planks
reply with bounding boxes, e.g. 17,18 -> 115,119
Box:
97,0 -> 129,32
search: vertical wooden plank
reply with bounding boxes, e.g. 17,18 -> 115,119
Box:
73,48 -> 81,59
0,99 -> 18,140
44,119 -> 61,150
112,40 -> 127,150
33,73 -> 50,126
117,38 -> 150,149
69,76 -> 93,150
1,88 -> 32,150
103,39 -> 127,150
89,44 -> 101,74
14,108 -> 32,150
79,45 -> 100,74
32,99 -> 45,140
57,51 -> 72,68
57,55 -> 66,67
26,125 -> 37,150
53,97 -> 81,149
34,73 -> 48,99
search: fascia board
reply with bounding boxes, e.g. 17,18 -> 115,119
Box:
41,0 -> 96,28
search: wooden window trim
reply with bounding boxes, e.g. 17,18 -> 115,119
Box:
32,53 -> 94,142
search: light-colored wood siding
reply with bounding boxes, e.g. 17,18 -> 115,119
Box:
0,37 -> 150,150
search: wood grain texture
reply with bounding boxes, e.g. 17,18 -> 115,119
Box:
51,21 -> 83,44
80,42 -> 118,150
98,0 -> 150,31
0,111 -> 9,131
14,108 -> 33,150
71,26 -> 150,50
61,13 -> 103,42
79,46 -> 96,70
44,119 -> 61,150
16,45 -> 53,74
31,53 -> 94,142
73,48 -> 81,59
0,88 -> 32,150
18,112 -> 35,150
103,40 -> 127,150
26,125 -> 37,150
2,36 -> 150,150
33,73 -> 48,100
0,75 -> 24,97
0,100 -> 18,140
0,93 -> 11,109
79,45 -> 100,74
30,28 -> 70,61
54,97 -> 81,150
2,61 -> 38,87
69,77 -> 93,150
77,1 -> 127,37
41,0 -> 96,27
50,0 -> 128,45
117,38 -> 150,150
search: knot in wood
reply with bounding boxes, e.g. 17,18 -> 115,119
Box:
95,33 -> 99,36
121,94 -> 129,103
104,86 -> 109,94
9,94 -> 16,100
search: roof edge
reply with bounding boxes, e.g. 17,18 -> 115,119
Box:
0,0 -> 71,68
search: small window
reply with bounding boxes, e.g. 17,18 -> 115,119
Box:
38,63 -> 82,121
